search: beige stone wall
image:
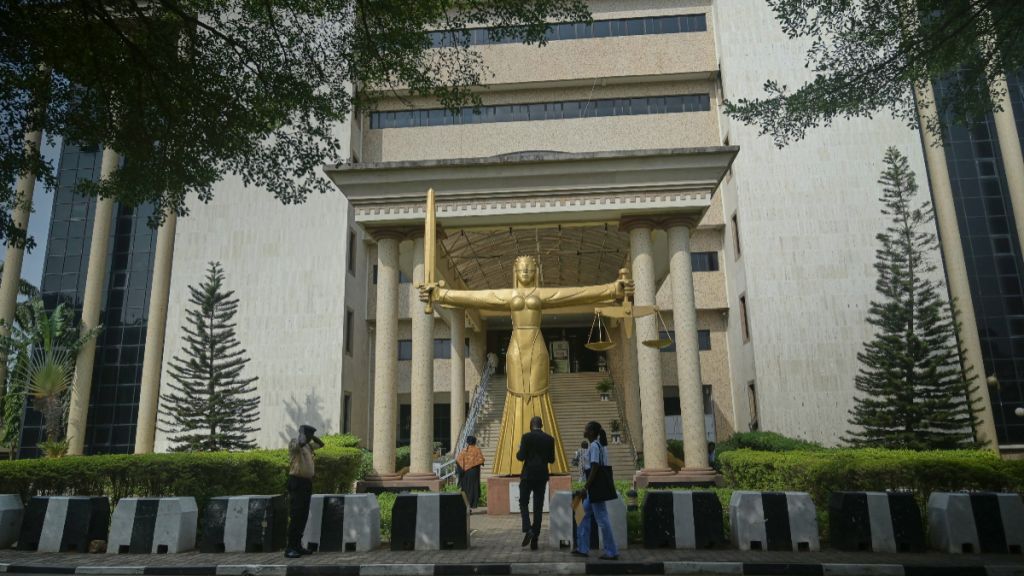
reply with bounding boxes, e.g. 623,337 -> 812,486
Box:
361,80 -> 720,163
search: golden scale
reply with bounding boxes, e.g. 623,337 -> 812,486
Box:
585,269 -> 674,352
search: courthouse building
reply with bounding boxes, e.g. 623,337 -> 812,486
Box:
17,1 -> 1024,470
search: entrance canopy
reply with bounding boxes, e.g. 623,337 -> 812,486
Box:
323,146 -> 737,291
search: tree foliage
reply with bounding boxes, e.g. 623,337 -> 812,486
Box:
724,0 -> 1024,146
0,0 -> 590,243
845,147 -> 981,450
159,262 -> 259,451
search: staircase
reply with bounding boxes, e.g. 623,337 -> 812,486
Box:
473,372 -> 638,481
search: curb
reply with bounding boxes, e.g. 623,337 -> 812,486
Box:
2,563 -> 1022,576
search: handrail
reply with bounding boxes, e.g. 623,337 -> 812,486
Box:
609,376 -> 638,468
434,353 -> 498,481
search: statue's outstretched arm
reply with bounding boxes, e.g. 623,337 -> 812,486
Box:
538,283 -> 621,309
435,287 -> 512,312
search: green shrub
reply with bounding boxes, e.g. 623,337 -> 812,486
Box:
716,431 -> 823,458
396,445 -> 411,471
667,439 -> 685,461
376,492 -> 397,542
443,479 -> 488,506
718,448 -> 1021,541
0,447 -> 363,516
319,434 -> 362,449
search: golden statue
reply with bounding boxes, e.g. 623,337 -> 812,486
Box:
419,254 -> 633,476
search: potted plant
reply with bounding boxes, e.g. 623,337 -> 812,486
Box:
595,378 -> 613,401
610,419 -> 622,444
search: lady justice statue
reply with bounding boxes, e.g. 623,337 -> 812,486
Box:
419,254 -> 634,476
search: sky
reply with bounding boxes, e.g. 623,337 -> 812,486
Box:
1,136 -> 59,289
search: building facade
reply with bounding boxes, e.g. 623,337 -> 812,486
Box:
19,0 -> 1024,461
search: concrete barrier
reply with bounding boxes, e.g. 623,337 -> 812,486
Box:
829,491 -> 925,553
729,491 -> 819,552
107,497 -> 198,554
390,493 -> 469,551
642,491 -> 725,549
302,494 -> 380,552
928,492 -> 1024,554
200,495 -> 287,553
548,491 -> 627,551
0,495 -> 23,549
17,496 -> 109,552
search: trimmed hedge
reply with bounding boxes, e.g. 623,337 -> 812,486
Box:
715,431 -> 823,459
0,447 -> 363,515
719,448 -> 1024,540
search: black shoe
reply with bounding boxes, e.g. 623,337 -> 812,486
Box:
284,549 -> 302,559
599,554 -> 619,561
521,531 -> 533,547
530,533 -> 538,550
300,547 -> 313,555
571,550 -> 588,557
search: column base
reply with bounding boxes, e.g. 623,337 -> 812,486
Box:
356,471 -> 446,494
634,467 -> 720,489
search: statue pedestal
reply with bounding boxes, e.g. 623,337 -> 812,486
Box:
487,475 -> 572,516
356,474 -> 443,494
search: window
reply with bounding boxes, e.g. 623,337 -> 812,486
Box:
739,294 -> 751,343
370,93 -> 712,129
747,381 -> 759,431
698,329 -> 711,351
691,252 -> 719,272
345,308 -> 354,355
343,393 -> 352,434
659,330 -> 676,353
347,231 -> 357,275
398,339 -> 413,360
731,212 -> 741,258
426,14 -> 706,48
434,338 -> 451,359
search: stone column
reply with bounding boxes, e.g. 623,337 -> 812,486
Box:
449,307 -> 466,451
618,321 -> 644,455
0,123 -> 44,393
667,217 -> 715,478
915,83 -> 999,449
67,147 -> 119,455
134,210 -> 178,454
407,234 -> 436,479
368,231 -> 403,478
622,217 -> 671,479
990,74 -> 1024,257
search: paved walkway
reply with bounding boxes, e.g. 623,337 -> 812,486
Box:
1,514 -> 1021,575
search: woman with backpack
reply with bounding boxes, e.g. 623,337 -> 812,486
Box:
571,420 -> 618,561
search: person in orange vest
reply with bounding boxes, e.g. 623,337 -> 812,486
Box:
455,435 -> 485,508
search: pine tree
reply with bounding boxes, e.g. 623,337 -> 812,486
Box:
159,262 -> 260,451
845,147 -> 981,450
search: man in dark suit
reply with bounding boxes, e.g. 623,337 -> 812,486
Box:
516,415 -> 555,550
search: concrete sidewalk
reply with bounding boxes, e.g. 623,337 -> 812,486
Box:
1,513 -> 1021,575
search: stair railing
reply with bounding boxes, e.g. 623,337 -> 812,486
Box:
434,353 -> 498,482
609,377 -> 638,468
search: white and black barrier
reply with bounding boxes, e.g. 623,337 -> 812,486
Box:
928,492 -> 1024,554
201,495 -> 288,553
642,491 -> 725,550
302,494 -> 380,552
548,491 -> 627,551
17,496 -> 110,552
390,493 -> 469,551
829,491 -> 925,553
0,495 -> 23,549
729,491 -> 819,552
107,497 -> 198,554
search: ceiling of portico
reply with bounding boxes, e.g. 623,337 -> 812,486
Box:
441,223 -> 630,290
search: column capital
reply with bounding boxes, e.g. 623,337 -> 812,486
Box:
366,227 -> 408,242
619,216 -> 660,233
405,228 -> 425,241
662,213 -> 701,230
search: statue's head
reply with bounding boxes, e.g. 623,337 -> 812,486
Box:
514,255 -> 538,287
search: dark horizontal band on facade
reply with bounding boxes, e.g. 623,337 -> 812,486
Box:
370,94 -> 712,129
428,14 -> 708,47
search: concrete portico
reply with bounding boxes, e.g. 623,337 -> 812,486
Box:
327,147 -> 736,490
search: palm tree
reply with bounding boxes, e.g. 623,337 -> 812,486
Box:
0,300 -> 100,457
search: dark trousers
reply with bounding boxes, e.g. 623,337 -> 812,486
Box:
519,476 -> 547,535
287,475 -> 313,550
